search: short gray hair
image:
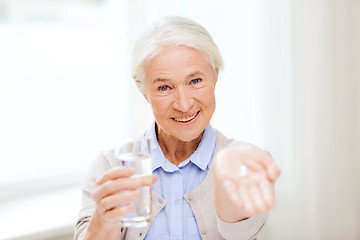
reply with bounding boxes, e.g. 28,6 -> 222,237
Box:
131,16 -> 224,93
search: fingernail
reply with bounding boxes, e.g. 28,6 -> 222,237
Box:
141,176 -> 153,186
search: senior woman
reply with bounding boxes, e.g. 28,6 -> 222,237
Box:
74,16 -> 280,240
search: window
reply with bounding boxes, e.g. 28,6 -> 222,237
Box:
0,1 -> 135,238
0,0 -> 132,196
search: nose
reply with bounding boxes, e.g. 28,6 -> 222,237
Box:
173,87 -> 193,112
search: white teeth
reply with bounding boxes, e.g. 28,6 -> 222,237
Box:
174,112 -> 198,122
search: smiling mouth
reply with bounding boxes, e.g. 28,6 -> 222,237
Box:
172,111 -> 200,123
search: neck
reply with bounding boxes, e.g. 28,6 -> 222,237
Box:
156,124 -> 204,166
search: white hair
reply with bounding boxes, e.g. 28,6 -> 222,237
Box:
131,16 -> 224,93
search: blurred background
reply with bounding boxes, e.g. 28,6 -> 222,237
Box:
0,0 -> 359,239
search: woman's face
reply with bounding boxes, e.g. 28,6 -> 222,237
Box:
143,46 -> 217,141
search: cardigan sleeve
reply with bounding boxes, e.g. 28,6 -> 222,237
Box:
73,152 -> 114,240
73,142 -> 134,240
216,213 -> 267,240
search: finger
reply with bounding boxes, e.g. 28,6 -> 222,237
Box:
242,159 -> 264,172
136,174 -> 158,186
268,164 -> 281,183
257,151 -> 281,183
93,174 -> 158,203
103,203 -> 134,222
243,169 -> 268,187
152,174 -> 158,184
223,179 -> 244,209
96,167 -> 135,186
239,186 -> 256,216
248,186 -> 267,212
259,180 -> 275,208
100,189 -> 140,212
93,177 -> 142,202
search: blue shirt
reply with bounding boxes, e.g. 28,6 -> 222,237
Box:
142,123 -> 217,240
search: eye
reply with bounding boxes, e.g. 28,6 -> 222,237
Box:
191,78 -> 201,84
159,85 -> 169,91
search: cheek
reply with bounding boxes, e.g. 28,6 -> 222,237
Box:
209,91 -> 216,103
202,92 -> 216,117
200,89 -> 216,107
150,98 -> 171,116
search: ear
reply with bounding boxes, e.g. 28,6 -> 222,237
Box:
143,92 -> 150,103
213,69 -> 219,89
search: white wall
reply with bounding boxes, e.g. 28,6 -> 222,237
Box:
259,1 -> 360,239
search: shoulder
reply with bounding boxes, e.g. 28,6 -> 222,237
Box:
214,129 -> 255,153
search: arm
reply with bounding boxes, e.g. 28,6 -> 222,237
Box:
212,145 -> 281,239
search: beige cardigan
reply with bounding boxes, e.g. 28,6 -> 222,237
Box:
74,130 -> 267,240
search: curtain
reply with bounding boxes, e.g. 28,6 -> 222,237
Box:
261,1 -> 360,239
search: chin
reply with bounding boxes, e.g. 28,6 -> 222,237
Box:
174,130 -> 204,142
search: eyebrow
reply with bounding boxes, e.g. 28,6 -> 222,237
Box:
152,71 -> 204,84
187,71 -> 204,78
152,78 -> 169,84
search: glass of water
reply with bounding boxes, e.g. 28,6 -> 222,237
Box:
116,137 -> 152,228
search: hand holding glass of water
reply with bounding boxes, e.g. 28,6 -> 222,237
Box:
115,137 -> 153,228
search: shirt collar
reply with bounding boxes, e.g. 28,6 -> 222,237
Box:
144,121 -> 217,172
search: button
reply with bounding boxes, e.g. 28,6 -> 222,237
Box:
139,232 -> 143,237
174,199 -> 179,205
175,170 -> 180,173
202,230 -> 207,235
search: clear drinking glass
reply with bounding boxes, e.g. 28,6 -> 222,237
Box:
116,137 -> 152,228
